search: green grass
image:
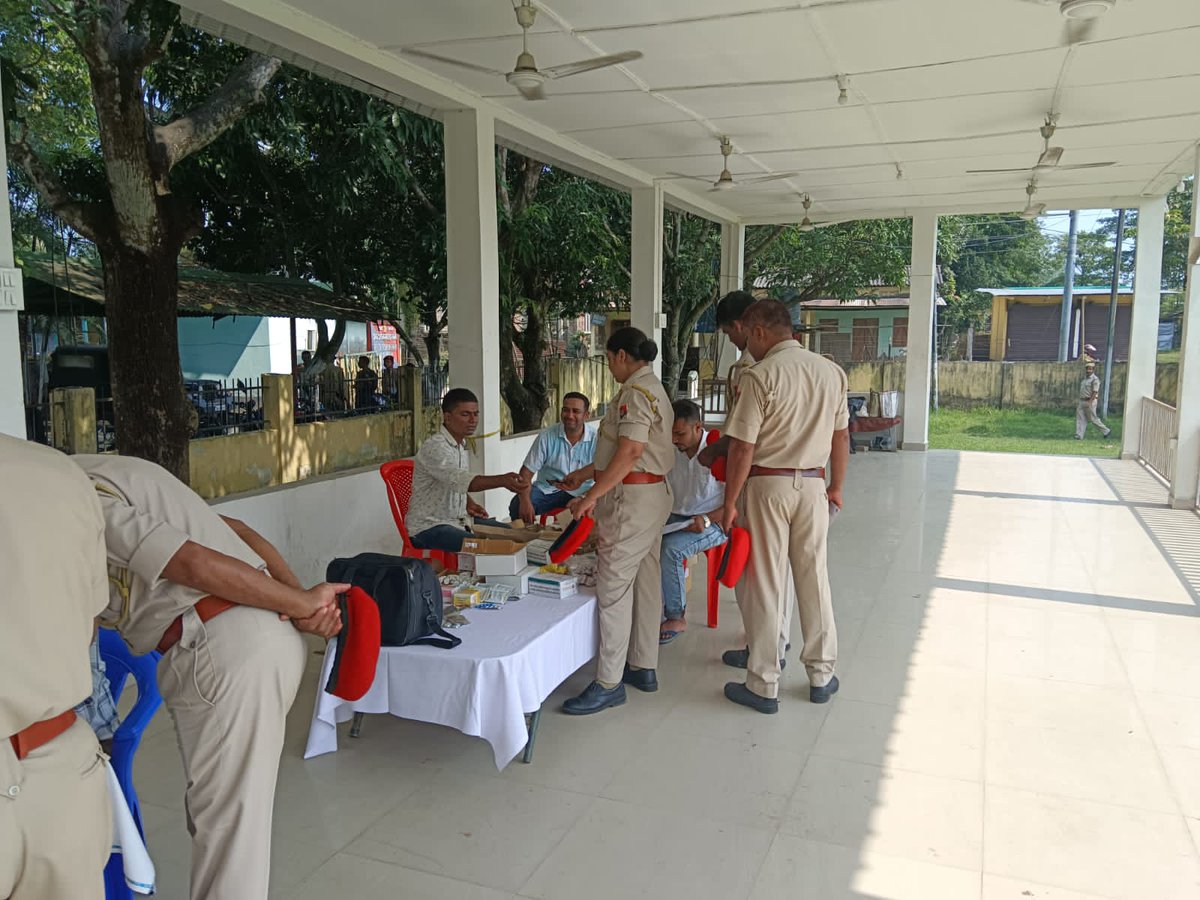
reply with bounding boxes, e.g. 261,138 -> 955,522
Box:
929,406 -> 1123,457
1158,350 -> 1181,364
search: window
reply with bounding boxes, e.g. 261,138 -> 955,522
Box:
892,317 -> 909,349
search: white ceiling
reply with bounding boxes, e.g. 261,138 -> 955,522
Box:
182,0 -> 1200,224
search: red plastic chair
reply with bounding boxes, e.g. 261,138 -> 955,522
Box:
538,507 -> 566,526
682,543 -> 725,629
379,459 -> 459,572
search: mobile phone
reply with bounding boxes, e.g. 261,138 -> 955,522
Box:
828,500 -> 840,522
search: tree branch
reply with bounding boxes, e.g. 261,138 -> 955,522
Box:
154,53 -> 281,171
746,225 -> 785,265
7,136 -> 103,243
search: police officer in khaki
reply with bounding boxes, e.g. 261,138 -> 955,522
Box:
73,454 -> 347,900
558,326 -> 675,714
717,299 -> 850,713
701,290 -> 793,662
2,435 -> 111,900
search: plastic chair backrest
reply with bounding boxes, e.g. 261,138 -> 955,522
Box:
98,628 -> 162,900
379,460 -> 417,547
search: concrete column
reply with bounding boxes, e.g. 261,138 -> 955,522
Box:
716,221 -> 745,380
262,373 -> 294,483
443,108 -> 503,508
1121,197 -> 1168,459
630,184 -> 664,378
49,387 -> 97,454
1170,152 -> 1200,509
0,74 -> 26,438
902,211 -> 938,450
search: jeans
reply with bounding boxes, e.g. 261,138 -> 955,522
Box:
411,517 -> 505,552
508,488 -> 576,522
660,513 -> 727,621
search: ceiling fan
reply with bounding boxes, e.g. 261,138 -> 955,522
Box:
1019,180 -> 1047,220
967,116 -> 1116,174
797,194 -> 840,232
402,1 -> 642,101
1018,0 -> 1117,47
667,137 -> 798,192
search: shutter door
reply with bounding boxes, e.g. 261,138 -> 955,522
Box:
1005,303 -> 1062,361
1082,301 -> 1132,362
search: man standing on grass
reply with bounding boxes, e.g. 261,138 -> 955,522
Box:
1075,361 -> 1111,440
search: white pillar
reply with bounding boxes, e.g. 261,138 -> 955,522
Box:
1170,152 -> 1200,509
716,222 -> 745,379
443,108 -> 502,498
903,211 -> 938,451
1121,196 -> 1167,459
0,74 -> 26,438
630,184 -> 664,379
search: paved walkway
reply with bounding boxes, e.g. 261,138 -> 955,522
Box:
130,450 -> 1200,899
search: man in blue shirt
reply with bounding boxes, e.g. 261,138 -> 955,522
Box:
510,391 -> 598,523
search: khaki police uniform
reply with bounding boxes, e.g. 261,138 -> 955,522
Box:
1,436 -> 111,900
74,454 -> 307,900
728,351 -> 793,651
1076,371 -> 1107,438
724,340 -> 848,699
592,365 -> 676,685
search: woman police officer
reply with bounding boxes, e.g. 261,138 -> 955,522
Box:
556,327 -> 676,715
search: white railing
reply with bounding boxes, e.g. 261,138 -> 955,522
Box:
1138,396 -> 1177,482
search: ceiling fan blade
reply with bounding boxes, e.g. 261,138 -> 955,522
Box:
1037,146 -> 1065,167
516,81 -> 546,101
542,50 -> 643,80
1053,161 -> 1117,170
742,172 -> 800,185
402,48 -> 506,77
967,166 -> 1035,174
664,172 -> 712,182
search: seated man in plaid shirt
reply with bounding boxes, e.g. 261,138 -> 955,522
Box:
76,635 -> 121,753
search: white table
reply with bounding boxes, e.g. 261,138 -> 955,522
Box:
304,590 -> 598,769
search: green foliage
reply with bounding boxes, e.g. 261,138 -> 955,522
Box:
929,406 -> 1121,457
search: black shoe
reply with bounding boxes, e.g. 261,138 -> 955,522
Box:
721,647 -> 786,670
563,681 -> 627,716
622,665 -> 658,693
1103,428 -> 1112,438
810,676 -> 840,704
724,682 -> 779,714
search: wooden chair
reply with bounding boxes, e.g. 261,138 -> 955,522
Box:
379,459 -> 458,572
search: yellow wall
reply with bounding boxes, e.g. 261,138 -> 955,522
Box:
190,429 -> 281,498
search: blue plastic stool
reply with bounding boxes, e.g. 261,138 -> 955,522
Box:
98,628 -> 162,899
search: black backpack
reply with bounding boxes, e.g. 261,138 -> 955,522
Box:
325,553 -> 461,649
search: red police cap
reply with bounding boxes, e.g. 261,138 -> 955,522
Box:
705,430 -> 727,482
549,515 -> 595,564
324,586 -> 381,702
716,526 -> 751,587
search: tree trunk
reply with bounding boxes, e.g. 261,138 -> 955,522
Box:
499,309 -> 549,433
423,325 -> 443,370
102,245 -> 193,482
662,304 -> 682,399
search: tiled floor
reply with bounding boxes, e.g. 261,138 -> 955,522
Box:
131,450 -> 1200,899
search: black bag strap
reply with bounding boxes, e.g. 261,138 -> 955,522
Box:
408,623 -> 462,650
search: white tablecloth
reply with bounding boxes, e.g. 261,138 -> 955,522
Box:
304,591 -> 598,769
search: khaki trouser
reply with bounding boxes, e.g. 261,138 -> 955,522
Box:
1076,400 -> 1107,438
739,475 -> 837,699
595,481 -> 673,686
159,604 -> 306,900
0,716 -> 111,900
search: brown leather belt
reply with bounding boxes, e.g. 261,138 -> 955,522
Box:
157,595 -> 238,654
595,470 -> 666,485
749,466 -> 826,479
10,709 -> 78,761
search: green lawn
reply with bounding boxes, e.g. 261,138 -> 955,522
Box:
929,406 -> 1123,457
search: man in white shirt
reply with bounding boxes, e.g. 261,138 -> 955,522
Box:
408,387 -> 527,551
659,399 -> 727,644
510,391 -> 597,523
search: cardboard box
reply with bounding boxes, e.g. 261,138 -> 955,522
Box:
524,539 -> 554,565
472,546 -> 528,576
461,536 -> 526,554
470,523 -> 541,544
528,572 -> 578,599
485,564 -> 539,596
452,586 -> 483,609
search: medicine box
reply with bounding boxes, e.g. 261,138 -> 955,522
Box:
528,572 -> 578,599
471,546 -> 528,576
485,564 -> 538,596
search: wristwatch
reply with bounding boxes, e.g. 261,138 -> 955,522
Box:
701,515 -> 711,529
